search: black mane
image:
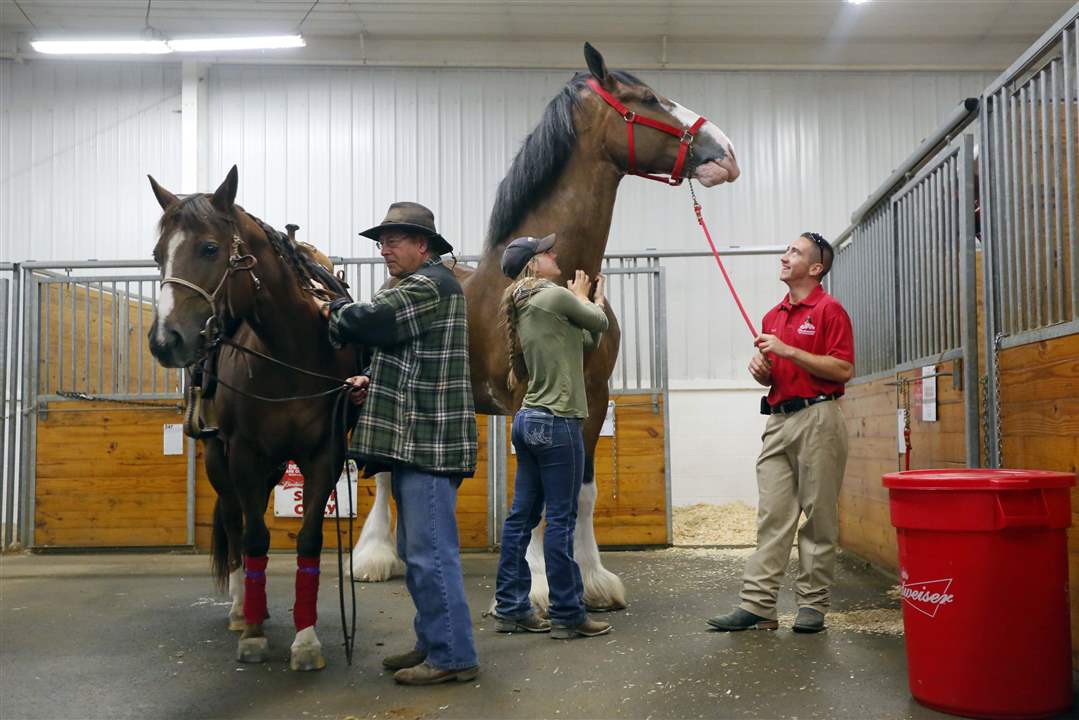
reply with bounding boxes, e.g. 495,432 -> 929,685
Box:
160,194 -> 351,300
485,69 -> 645,250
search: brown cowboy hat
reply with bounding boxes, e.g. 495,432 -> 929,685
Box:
359,202 -> 453,256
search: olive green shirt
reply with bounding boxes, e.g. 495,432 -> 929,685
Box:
517,284 -> 608,418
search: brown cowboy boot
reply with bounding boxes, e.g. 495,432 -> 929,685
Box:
550,616 -> 611,639
381,649 -> 427,671
392,662 -> 479,686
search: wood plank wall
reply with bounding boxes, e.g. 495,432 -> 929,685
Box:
997,333 -> 1079,668
34,401 -> 188,547
503,393 -> 669,547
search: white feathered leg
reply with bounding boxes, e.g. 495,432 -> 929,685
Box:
350,472 -> 404,582
574,481 -> 627,610
525,523 -> 551,617
227,566 -> 245,631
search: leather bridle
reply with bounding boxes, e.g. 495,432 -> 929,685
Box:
160,232 -> 261,355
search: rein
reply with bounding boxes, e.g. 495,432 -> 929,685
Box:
586,77 -> 706,186
687,179 -> 758,339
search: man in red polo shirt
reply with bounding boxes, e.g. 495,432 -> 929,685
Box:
708,231 -> 854,634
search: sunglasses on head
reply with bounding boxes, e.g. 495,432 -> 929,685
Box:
803,232 -> 827,264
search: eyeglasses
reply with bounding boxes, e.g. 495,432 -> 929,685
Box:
375,235 -> 409,250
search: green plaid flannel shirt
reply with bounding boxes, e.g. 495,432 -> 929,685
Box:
327,258 -> 477,477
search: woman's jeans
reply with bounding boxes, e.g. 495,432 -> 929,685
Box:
495,408 -> 587,626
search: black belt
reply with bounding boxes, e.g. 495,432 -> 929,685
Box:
761,393 -> 840,416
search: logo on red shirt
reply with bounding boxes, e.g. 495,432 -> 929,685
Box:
797,317 -> 816,336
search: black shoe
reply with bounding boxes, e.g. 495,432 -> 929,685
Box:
792,607 -> 825,633
494,613 -> 551,633
706,608 -> 778,631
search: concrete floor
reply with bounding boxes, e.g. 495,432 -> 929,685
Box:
0,548 -> 1073,720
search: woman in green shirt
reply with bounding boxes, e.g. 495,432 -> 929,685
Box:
492,234 -> 613,639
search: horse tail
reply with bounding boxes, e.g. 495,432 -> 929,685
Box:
210,499 -> 231,592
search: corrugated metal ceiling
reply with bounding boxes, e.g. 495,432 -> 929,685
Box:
2,1 -> 1074,43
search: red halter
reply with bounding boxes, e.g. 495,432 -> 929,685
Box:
586,77 -> 707,186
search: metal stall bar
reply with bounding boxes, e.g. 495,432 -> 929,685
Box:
1065,21 -> 1078,318
985,4 -> 1079,348
981,94 -> 1003,468
957,135 -> 980,467
3,265 -> 20,548
0,270 -> 9,548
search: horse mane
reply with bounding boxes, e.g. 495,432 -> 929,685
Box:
485,69 -> 645,250
159,194 -> 351,300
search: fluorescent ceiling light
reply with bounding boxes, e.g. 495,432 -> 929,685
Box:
847,0 -> 871,4
168,35 -> 305,52
31,39 -> 172,55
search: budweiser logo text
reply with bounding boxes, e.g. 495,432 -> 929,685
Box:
900,577 -> 955,618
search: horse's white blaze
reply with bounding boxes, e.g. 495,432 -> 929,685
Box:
351,472 -> 403,582
154,229 -> 186,344
668,99 -> 735,160
574,481 -> 626,609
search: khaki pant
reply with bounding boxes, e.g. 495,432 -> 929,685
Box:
739,400 -> 848,619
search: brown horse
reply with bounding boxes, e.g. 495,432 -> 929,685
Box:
353,43 -> 740,611
147,166 -> 358,671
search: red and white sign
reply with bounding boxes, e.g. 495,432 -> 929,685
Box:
900,574 -> 955,618
273,460 -> 358,518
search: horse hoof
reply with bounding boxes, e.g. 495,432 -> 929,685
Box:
289,646 -> 326,672
228,613 -> 246,632
236,636 -> 269,663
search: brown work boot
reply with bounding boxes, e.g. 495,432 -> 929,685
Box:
550,617 -> 611,639
392,661 -> 479,686
381,648 -> 427,671
494,613 -> 551,633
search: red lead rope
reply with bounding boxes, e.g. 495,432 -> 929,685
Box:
688,180 -> 758,339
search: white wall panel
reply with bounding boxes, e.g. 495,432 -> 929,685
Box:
204,64 -> 994,382
0,61 -> 182,263
1,61 -> 995,382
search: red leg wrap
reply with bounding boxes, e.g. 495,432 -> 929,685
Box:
293,556 -> 320,631
243,555 -> 269,625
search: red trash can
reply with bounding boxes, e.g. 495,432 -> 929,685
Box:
882,469 -> 1075,719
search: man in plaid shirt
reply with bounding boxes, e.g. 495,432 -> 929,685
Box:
319,202 -> 478,685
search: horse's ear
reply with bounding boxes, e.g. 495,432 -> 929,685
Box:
211,165 -> 239,212
147,174 -> 178,210
584,42 -> 609,84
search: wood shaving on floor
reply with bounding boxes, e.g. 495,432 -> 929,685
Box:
673,502 -> 757,546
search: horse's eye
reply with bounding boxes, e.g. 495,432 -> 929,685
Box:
200,243 -> 220,258
642,94 -> 659,106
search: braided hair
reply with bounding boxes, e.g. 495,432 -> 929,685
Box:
500,268 -> 553,390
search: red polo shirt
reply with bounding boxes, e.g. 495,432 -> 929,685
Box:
761,284 -> 854,406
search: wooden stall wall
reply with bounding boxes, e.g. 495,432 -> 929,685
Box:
503,394 -> 669,547
838,378 -> 899,569
33,282 -> 189,547
838,253 -> 984,571
194,415 -> 494,552
997,333 -> 1079,668
34,402 -> 188,546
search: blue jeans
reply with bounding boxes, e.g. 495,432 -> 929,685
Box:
495,408 -> 587,626
391,465 -> 478,670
